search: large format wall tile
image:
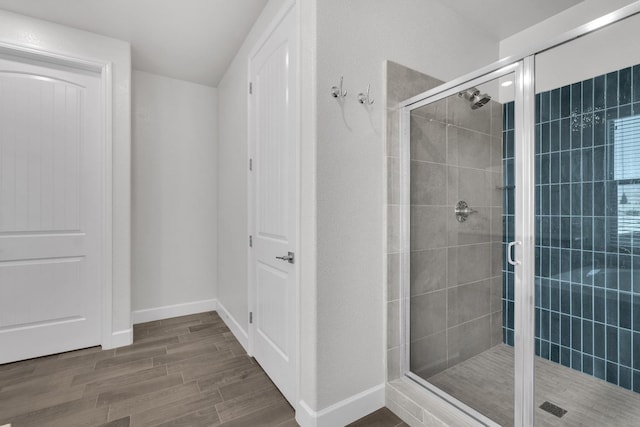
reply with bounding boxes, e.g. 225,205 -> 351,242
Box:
386,61 -> 444,385
448,127 -> 492,170
411,332 -> 447,378
408,79 -> 503,380
410,290 -> 447,341
448,208 -> 492,246
410,206 -> 448,251
447,315 -> 492,367
412,98 -> 447,123
411,116 -> 447,163
411,161 -> 447,206
448,243 -> 492,287
448,95 -> 492,135
387,61 -> 443,109
387,157 -> 400,205
447,280 -> 492,327
410,249 -> 447,296
387,61 -> 504,384
388,301 -> 401,350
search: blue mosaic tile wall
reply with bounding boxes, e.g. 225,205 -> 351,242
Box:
502,64 -> 640,392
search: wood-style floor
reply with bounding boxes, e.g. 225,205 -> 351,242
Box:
428,344 -> 640,426
0,311 -> 404,427
346,408 -> 407,427
0,311 -> 296,426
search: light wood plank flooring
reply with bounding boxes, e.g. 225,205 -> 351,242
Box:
0,311 -> 296,426
426,344 -> 640,426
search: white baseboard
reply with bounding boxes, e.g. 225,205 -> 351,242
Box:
103,328 -> 133,349
215,300 -> 249,353
132,299 -> 218,324
296,384 -> 385,427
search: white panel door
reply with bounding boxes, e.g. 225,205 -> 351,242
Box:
0,55 -> 103,364
249,4 -> 298,406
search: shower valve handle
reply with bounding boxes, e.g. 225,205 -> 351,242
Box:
454,201 -> 477,223
455,207 -> 477,215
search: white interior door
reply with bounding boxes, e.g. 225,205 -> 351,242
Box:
0,55 -> 103,364
249,4 -> 298,406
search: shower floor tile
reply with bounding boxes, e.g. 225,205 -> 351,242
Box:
423,344 -> 640,426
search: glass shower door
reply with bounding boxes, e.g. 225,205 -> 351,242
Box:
402,66 -> 530,426
532,10 -> 640,426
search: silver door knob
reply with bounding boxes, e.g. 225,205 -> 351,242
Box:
276,252 -> 295,264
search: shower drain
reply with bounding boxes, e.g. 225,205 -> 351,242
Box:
539,401 -> 568,418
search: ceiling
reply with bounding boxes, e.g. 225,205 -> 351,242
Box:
440,0 -> 584,39
0,0 -> 268,87
0,0 -> 584,87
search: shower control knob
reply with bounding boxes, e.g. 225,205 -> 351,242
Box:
455,201 -> 477,223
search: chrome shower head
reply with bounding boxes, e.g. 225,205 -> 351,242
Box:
458,88 -> 491,109
470,93 -> 491,109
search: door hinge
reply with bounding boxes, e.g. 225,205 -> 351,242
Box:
249,312 -> 253,324
249,82 -> 253,94
249,158 -> 253,171
249,235 -> 253,248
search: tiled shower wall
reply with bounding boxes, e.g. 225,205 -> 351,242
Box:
386,60 -> 504,383
386,61 -> 442,382
502,65 -> 640,393
408,92 -> 503,379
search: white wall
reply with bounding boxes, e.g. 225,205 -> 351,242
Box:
500,0 -> 638,59
310,0 -> 499,413
132,70 -> 217,316
218,0 -> 500,422
0,9 -> 132,340
217,0 -> 288,342
499,1 -> 639,100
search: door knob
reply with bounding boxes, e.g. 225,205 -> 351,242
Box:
276,252 -> 295,264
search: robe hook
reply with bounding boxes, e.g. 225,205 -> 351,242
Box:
358,84 -> 374,105
331,76 -> 347,99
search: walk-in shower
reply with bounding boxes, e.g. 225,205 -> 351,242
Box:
388,6 -> 640,426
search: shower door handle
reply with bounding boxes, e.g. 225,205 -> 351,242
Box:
507,241 -> 521,266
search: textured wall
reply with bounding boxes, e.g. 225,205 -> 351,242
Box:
132,70 -> 217,312
315,0 -> 500,411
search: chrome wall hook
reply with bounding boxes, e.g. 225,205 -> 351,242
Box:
357,84 -> 374,105
331,76 -> 347,99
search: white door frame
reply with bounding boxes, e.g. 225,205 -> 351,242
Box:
0,41 -> 115,350
246,0 -> 300,404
